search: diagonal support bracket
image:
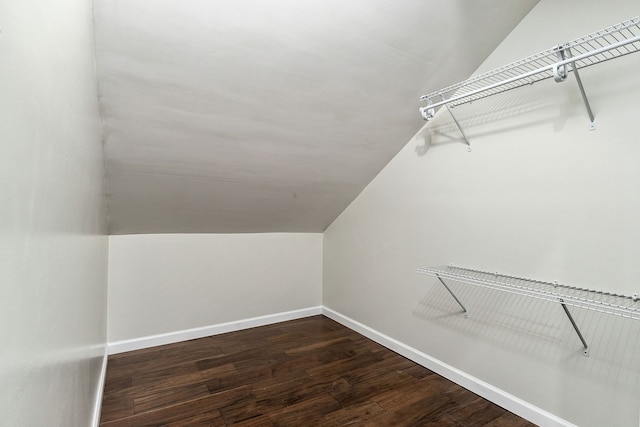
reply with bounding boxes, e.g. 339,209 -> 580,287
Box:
555,46 -> 597,130
559,298 -> 589,357
436,274 -> 468,317
420,96 -> 472,151
444,104 -> 472,151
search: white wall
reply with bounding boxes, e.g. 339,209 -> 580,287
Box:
324,1 -> 640,426
108,233 -> 322,342
0,0 -> 109,426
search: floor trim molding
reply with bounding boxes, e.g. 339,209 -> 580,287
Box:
107,306 -> 323,355
91,345 -> 109,427
321,307 -> 575,427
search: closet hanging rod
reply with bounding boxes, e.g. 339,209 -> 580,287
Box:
419,16 -> 640,117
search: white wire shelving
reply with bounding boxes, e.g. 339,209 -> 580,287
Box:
417,265 -> 640,357
418,16 -> 640,147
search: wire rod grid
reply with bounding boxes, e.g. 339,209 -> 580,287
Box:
417,265 -> 640,321
420,16 -> 640,109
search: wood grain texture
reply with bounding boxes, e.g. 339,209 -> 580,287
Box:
100,316 -> 536,426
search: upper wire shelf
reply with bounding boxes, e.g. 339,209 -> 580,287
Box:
417,265 -> 640,321
419,16 -> 640,115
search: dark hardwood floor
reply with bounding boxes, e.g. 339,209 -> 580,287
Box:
100,315 -> 536,426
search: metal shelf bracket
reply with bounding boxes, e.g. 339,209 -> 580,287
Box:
436,274 -> 468,317
419,96 -> 472,151
559,297 -> 590,357
556,46 -> 597,130
444,103 -> 472,151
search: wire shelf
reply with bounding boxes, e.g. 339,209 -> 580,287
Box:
417,265 -> 640,321
419,16 -> 640,111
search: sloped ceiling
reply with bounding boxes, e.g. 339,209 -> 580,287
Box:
94,0 -> 538,234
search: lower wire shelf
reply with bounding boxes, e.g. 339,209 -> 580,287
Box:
417,265 -> 640,357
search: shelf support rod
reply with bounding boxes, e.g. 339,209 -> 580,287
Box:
436,275 -> 468,317
559,298 -> 589,357
565,47 -> 596,130
442,96 -> 472,151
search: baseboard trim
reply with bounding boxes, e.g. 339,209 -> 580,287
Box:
107,306 -> 323,355
321,307 -> 575,427
91,345 -> 109,427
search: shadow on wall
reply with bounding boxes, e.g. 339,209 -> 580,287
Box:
414,276 -> 640,394
414,126 -> 433,157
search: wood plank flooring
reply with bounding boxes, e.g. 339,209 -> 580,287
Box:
100,315 -> 536,426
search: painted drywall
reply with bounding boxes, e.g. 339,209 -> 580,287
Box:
0,0 -> 108,426
323,1 -> 640,426
107,233 -> 322,342
94,0 -> 537,235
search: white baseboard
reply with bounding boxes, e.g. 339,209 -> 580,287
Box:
108,306 -> 323,355
91,345 -> 109,427
321,307 -> 575,427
